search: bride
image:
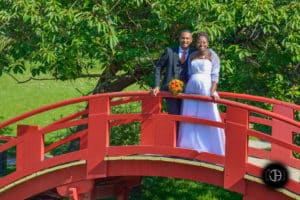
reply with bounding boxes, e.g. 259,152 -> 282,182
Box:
177,32 -> 225,155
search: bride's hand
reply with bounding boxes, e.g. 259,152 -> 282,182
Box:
211,94 -> 216,100
210,91 -> 219,100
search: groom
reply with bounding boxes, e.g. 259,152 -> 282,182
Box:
151,30 -> 193,115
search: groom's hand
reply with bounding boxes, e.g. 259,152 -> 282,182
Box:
151,87 -> 160,96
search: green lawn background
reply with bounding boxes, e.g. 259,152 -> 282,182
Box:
0,72 -> 147,129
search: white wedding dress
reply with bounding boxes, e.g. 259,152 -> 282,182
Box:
177,58 -> 225,155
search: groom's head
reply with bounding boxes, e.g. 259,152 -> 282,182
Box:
179,30 -> 193,50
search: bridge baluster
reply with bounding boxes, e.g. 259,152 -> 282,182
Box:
16,125 -> 43,172
224,106 -> 248,195
271,104 -> 294,164
86,96 -> 110,178
141,96 -> 176,147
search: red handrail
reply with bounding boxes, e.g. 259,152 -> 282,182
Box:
0,91 -> 299,200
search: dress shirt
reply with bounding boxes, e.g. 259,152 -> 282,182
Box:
179,47 -> 190,61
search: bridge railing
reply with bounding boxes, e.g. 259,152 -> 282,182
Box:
0,91 -> 299,198
219,92 -> 300,169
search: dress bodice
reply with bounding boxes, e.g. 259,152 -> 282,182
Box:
190,59 -> 212,75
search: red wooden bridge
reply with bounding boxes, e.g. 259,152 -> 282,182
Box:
0,91 -> 300,200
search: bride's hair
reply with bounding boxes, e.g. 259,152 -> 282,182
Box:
197,32 -> 209,41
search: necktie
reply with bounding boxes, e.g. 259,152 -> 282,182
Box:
180,50 -> 186,64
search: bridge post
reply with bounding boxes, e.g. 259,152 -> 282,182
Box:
224,106 -> 248,194
17,125 -> 43,171
57,180 -> 94,200
86,96 -> 110,178
141,96 -> 176,147
271,104 -> 294,164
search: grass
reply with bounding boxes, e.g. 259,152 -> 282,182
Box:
0,72 -> 149,134
0,72 -> 242,200
1,73 -> 96,126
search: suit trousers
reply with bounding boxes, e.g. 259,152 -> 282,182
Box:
165,97 -> 181,138
166,97 -> 182,115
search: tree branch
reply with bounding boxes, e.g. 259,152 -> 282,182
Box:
109,0 -> 122,13
5,72 -> 56,83
103,66 -> 153,92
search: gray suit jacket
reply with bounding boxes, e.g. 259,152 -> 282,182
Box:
154,46 -> 194,91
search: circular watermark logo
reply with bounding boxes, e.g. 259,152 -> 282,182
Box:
262,162 -> 289,188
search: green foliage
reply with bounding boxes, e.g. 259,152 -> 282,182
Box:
110,102 -> 141,146
110,121 -> 141,146
45,127 -> 77,156
148,0 -> 300,103
129,177 -> 242,200
209,0 -> 300,104
1,0 -> 299,102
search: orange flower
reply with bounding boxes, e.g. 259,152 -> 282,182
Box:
168,79 -> 184,95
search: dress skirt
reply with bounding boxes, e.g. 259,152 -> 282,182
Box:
177,70 -> 225,155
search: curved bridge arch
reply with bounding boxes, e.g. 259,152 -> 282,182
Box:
0,91 -> 299,200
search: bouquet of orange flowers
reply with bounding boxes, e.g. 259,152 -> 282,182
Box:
168,79 -> 184,95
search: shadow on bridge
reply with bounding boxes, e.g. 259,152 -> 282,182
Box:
0,91 -> 300,200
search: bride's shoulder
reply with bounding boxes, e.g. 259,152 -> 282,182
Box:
204,58 -> 212,63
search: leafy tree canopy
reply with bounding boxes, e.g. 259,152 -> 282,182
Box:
0,0 -> 299,103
